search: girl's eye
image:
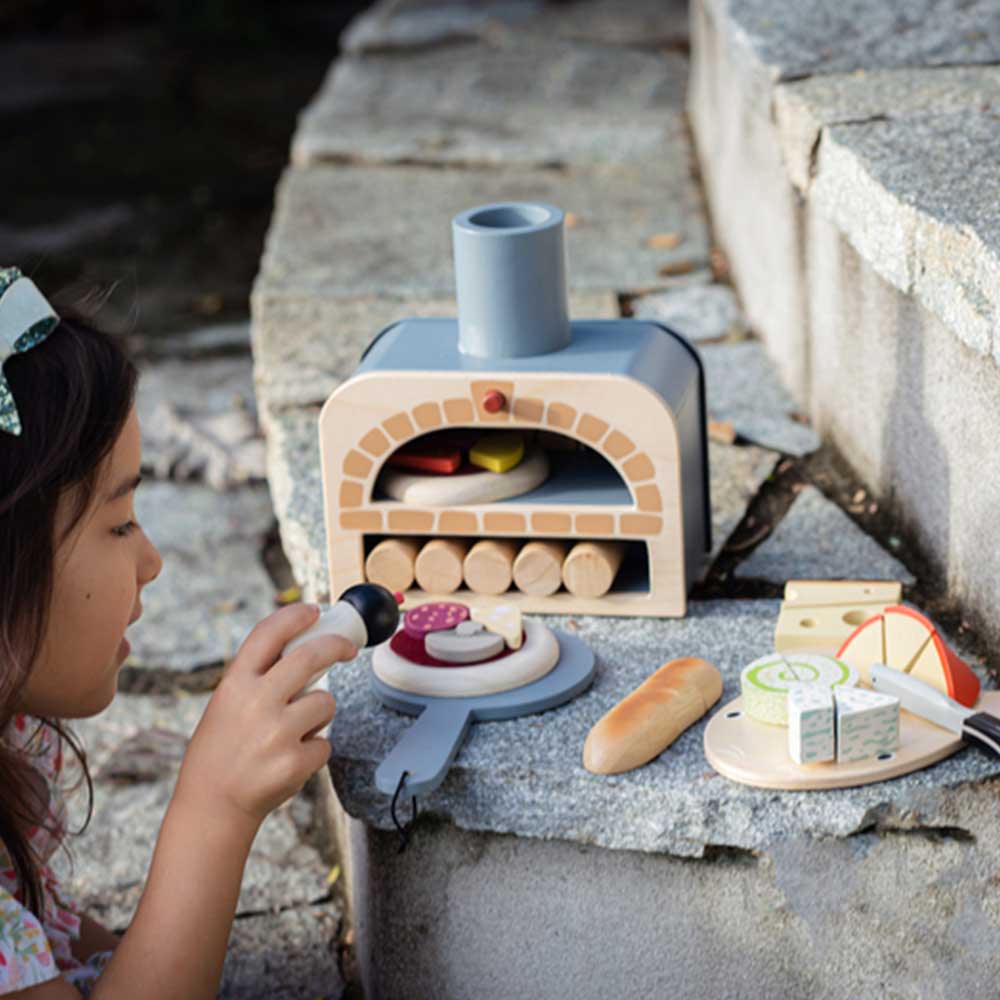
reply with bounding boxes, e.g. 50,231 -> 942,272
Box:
112,520 -> 139,538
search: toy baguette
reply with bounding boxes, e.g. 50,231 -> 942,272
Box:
583,657 -> 723,774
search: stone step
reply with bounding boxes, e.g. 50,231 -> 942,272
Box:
689,0 -> 1000,654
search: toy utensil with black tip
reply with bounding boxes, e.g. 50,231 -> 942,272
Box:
282,584 -> 401,691
870,664 -> 1000,756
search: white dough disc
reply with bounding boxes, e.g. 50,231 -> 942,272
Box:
378,448 -> 549,506
372,618 -> 559,697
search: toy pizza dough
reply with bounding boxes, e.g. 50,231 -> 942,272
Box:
378,448 -> 549,506
373,617 -> 559,697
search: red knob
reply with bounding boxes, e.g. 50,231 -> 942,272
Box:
482,389 -> 506,413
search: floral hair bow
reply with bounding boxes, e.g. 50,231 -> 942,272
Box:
0,267 -> 59,436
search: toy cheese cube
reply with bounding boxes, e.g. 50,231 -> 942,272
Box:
787,684 -> 835,764
834,687 -> 900,763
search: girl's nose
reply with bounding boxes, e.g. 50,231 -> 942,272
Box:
140,530 -> 163,585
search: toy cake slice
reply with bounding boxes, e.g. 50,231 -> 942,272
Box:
836,605 -> 980,707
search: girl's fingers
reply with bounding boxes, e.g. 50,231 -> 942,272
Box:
234,603 -> 321,677
301,735 -> 334,774
285,689 -> 337,741
269,636 -> 356,702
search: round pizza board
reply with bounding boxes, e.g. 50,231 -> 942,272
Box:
372,628 -> 594,801
703,690 -> 1000,790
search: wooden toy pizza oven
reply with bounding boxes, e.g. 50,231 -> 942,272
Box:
318,202 -> 710,617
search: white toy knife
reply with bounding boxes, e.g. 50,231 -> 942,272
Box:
869,664 -> 1000,757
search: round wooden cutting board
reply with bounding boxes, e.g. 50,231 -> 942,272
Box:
703,690 -> 1000,790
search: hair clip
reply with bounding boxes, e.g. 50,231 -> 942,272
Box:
0,267 -> 60,436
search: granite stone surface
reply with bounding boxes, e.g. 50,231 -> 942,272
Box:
341,0 -> 540,53
702,341 -> 821,456
631,283 -> 745,343
342,0 -> 689,54
219,904 -> 345,1000
715,0 -> 1000,81
137,353 -> 266,489
251,290 -> 619,413
706,440 -> 778,567
812,111 -> 1000,362
62,692 -> 333,931
735,484 -> 915,585
294,40 -> 690,168
128,481 -> 277,669
262,407 -> 329,601
257,162 -> 708,301
324,599 -> 996,857
775,65 -> 1000,192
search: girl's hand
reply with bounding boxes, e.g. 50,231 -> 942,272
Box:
173,603 -> 355,832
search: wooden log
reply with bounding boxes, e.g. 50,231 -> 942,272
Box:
513,540 -> 568,597
463,539 -> 519,596
414,538 -> 468,594
562,541 -> 625,599
364,538 -> 420,593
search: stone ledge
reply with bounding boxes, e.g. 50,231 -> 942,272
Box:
293,38 -> 690,168
255,161 -> 707,302
326,599 -> 999,859
699,0 -> 1000,367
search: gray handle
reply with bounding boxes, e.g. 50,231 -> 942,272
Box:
375,701 -> 474,800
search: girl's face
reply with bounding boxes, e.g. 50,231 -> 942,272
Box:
21,407 -> 162,719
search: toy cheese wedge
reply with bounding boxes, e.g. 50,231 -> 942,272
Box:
837,605 -> 980,708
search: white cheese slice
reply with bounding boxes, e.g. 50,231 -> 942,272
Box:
787,684 -> 836,764
834,686 -> 900,763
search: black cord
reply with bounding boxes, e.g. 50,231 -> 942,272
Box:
390,770 -> 418,853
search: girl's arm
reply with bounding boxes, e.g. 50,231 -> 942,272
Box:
24,603 -> 348,1000
70,913 -> 120,963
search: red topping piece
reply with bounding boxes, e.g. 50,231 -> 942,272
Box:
403,601 -> 469,639
388,443 -> 462,474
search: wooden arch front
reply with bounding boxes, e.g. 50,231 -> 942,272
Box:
319,370 -> 687,616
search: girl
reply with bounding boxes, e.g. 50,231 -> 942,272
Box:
0,268 -> 354,998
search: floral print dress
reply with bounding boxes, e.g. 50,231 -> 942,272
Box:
0,716 -> 113,995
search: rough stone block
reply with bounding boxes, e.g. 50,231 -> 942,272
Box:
294,39 -> 691,167
262,407 -> 329,601
706,440 -> 778,567
251,289 -> 618,413
811,112 -> 1000,361
256,163 -> 708,302
775,65 -> 1000,193
341,0 -> 689,54
734,485 -> 915,585
337,750 -> 1000,1000
807,214 -> 1000,652
702,341 -> 821,456
129,482 -> 277,670
688,0 -> 810,400
631,282 -> 745,342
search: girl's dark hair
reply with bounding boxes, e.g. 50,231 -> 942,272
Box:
0,313 -> 138,917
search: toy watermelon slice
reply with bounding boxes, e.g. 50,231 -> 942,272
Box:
836,605 -> 980,708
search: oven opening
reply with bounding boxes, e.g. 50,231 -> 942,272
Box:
371,427 -> 631,507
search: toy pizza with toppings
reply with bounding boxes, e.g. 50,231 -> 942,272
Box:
372,600 -> 560,698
